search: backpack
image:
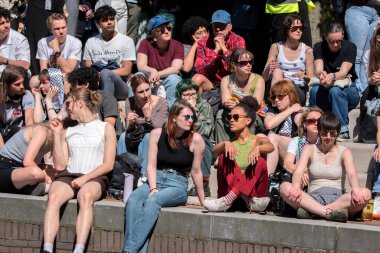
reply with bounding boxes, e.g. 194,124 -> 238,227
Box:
358,97 -> 379,144
107,152 -> 143,199
268,170 -> 295,216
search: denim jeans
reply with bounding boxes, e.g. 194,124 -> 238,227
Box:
309,85 -> 360,133
345,4 -> 380,94
99,69 -> 129,101
124,170 -> 188,253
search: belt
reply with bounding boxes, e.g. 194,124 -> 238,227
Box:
0,155 -> 23,167
160,168 -> 189,178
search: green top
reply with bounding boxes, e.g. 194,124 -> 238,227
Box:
233,134 -> 255,172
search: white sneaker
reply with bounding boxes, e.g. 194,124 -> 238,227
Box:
248,197 -> 270,212
203,197 -> 230,212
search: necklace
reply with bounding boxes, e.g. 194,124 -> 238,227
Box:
80,116 -> 97,125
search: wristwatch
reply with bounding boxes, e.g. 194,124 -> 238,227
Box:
3,58 -> 8,65
54,51 -> 61,58
332,73 -> 336,81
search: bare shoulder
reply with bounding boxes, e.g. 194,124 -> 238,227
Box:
150,128 -> 163,140
192,132 -> 204,144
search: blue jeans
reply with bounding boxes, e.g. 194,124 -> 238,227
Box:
100,69 -> 129,101
309,85 -> 360,133
345,5 -> 380,94
124,170 -> 188,253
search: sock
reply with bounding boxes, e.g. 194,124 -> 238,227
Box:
73,244 -> 85,253
224,191 -> 238,206
43,243 -> 53,253
240,194 -> 250,206
44,184 -> 50,194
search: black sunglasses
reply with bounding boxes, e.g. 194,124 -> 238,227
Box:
236,60 -> 254,66
290,26 -> 303,32
184,114 -> 197,121
227,114 -> 249,121
156,24 -> 173,34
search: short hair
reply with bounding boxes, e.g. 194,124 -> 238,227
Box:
175,79 -> 200,103
235,96 -> 260,127
46,13 -> 67,31
324,19 -> 344,38
298,107 -> 324,136
269,79 -> 300,106
0,7 -> 11,20
181,16 -> 208,44
129,74 -> 149,93
67,88 -> 101,113
279,14 -> 304,42
94,5 -> 116,23
0,65 -> 26,104
228,48 -> 254,72
317,112 -> 341,134
67,67 -> 99,91
39,69 -> 50,81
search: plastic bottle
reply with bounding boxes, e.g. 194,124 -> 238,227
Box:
361,199 -> 373,221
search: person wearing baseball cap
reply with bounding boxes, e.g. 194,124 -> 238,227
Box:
193,10 -> 245,91
135,15 -> 184,107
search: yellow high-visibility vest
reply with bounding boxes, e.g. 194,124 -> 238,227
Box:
265,0 -> 315,14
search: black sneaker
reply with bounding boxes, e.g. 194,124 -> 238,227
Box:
337,132 -> 350,142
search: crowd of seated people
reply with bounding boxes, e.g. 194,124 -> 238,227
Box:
0,3 -> 378,253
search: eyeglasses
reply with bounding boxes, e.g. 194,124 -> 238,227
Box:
227,114 -> 250,121
236,60 -> 254,66
320,130 -> 338,137
182,92 -> 197,98
270,94 -> 287,101
290,26 -> 303,32
305,118 -> 319,126
155,24 -> 173,34
184,114 -> 197,121
327,39 -> 343,45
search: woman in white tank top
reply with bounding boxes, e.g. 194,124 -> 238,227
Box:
262,14 -> 314,105
280,113 -> 371,222
42,88 -> 116,253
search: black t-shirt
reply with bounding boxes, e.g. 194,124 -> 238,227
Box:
313,40 -> 357,80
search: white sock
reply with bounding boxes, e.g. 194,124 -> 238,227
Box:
43,243 -> 53,253
44,184 -> 51,194
73,244 -> 85,253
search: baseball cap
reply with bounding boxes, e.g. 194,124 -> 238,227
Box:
210,10 -> 231,24
147,15 -> 170,31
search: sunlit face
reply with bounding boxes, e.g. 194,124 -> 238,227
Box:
234,54 -> 253,74
319,129 -> 338,145
174,107 -> 195,131
271,91 -> 290,111
135,82 -> 151,103
303,111 -> 322,134
153,22 -> 173,41
0,17 -> 10,38
229,106 -> 251,132
39,78 -> 51,95
288,19 -> 303,41
97,16 -> 116,33
8,77 -> 24,96
65,96 -> 81,120
181,88 -> 197,101
193,26 -> 208,41
50,19 -> 67,44
326,32 -> 344,53
212,22 -> 231,38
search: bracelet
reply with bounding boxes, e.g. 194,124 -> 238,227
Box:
150,188 -> 157,192
47,108 -> 55,111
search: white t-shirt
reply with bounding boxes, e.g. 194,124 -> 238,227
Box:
0,29 -> 30,74
83,32 -> 136,66
36,34 -> 82,63
287,136 -> 301,159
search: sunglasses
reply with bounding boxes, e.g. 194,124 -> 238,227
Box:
155,24 -> 173,34
227,114 -> 249,121
305,118 -> 319,126
327,39 -> 343,45
184,114 -> 197,121
270,94 -> 287,101
320,130 -> 338,137
290,26 -> 303,32
236,60 -> 254,66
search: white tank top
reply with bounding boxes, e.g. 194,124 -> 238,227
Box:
278,42 -> 306,87
66,119 -> 106,174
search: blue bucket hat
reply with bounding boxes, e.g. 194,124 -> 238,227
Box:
210,10 -> 231,24
147,15 -> 170,31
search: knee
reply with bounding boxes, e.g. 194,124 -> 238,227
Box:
362,188 -> 372,201
47,191 -> 63,208
279,182 -> 291,196
192,74 -> 205,86
329,87 -> 344,98
267,132 -> 278,145
144,195 -> 161,209
77,191 -> 95,208
100,69 -> 112,79
272,68 -> 283,78
30,167 -> 45,182
165,74 -> 181,84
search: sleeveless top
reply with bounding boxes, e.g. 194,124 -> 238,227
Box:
278,42 -> 306,87
0,126 -> 50,164
233,134 -> 255,172
308,145 -> 346,193
156,128 -> 194,174
66,119 -> 106,174
227,74 -> 260,101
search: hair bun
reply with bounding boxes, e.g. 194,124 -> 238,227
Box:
240,96 -> 259,111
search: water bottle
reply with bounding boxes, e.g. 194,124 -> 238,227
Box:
84,19 -> 92,31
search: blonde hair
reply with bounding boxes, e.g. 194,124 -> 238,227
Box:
46,13 -> 67,31
67,88 -> 101,113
